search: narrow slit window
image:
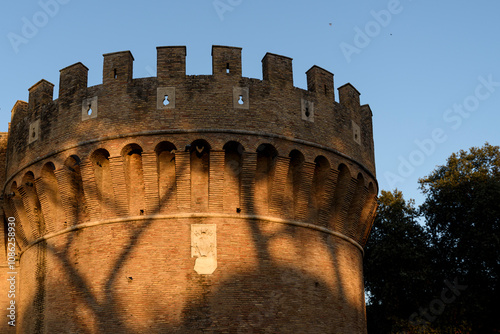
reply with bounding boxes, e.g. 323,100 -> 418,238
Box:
87,104 -> 93,116
113,69 -> 117,79
238,95 -> 244,105
163,95 -> 170,106
226,63 -> 230,74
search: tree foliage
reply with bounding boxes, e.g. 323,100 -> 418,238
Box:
364,190 -> 432,333
418,143 -> 500,332
365,143 -> 500,333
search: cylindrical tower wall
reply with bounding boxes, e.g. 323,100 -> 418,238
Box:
2,46 -> 378,333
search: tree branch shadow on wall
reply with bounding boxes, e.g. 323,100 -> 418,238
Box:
13,138 -> 367,333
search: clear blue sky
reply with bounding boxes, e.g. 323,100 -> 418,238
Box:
1,0 -> 499,206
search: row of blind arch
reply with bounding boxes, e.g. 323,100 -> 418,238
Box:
6,139 -> 377,251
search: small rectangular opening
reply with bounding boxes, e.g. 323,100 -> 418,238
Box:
226,63 -> 230,74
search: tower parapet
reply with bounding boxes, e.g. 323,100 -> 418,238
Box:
5,45 -> 375,180
1,45 -> 378,334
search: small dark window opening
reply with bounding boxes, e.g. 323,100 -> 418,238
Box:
113,69 -> 117,79
226,63 -> 230,74
305,106 -> 310,118
87,104 -> 93,116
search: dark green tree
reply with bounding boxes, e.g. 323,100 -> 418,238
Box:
364,189 -> 433,333
365,144 -> 500,333
419,143 -> 500,332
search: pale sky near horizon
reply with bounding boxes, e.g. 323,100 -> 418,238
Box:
1,0 -> 499,208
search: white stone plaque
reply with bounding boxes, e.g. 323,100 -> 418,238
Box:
191,224 -> 217,274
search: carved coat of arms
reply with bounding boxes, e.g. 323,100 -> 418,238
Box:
191,224 -> 217,274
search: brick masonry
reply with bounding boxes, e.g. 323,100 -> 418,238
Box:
0,45 -> 378,333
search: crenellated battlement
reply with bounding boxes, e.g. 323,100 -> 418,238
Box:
6,45 -> 375,184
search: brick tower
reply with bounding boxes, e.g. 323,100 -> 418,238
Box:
0,45 -> 378,333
